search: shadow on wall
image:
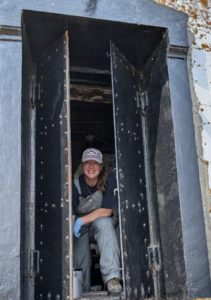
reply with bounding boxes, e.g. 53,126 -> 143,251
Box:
85,0 -> 99,14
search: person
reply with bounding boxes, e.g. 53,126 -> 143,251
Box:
72,148 -> 122,295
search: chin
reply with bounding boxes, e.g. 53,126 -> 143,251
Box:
86,174 -> 97,179
85,172 -> 99,180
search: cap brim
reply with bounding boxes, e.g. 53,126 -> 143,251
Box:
82,157 -> 102,164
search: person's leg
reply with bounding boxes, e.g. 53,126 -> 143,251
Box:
89,217 -> 121,284
73,233 -> 91,292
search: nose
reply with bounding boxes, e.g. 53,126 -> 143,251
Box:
88,162 -> 95,167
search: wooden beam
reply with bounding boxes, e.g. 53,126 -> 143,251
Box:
70,84 -> 112,103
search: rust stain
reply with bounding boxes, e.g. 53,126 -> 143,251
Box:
151,0 -> 211,52
200,0 -> 208,6
193,298 -> 211,300
201,43 -> 211,51
192,12 -> 198,19
205,160 -> 209,166
200,108 -> 204,111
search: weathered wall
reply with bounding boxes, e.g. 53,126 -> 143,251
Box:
0,41 -> 22,299
153,0 -> 211,272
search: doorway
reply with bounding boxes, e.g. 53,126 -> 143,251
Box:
70,84 -> 118,295
21,10 -> 171,300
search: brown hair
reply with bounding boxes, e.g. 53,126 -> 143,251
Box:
97,166 -> 108,192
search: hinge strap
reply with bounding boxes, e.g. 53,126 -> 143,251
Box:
147,246 -> 161,270
136,89 -> 149,116
29,250 -> 40,277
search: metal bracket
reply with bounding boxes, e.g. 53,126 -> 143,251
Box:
30,82 -> 36,109
147,246 -> 161,270
29,250 -> 40,277
30,82 -> 41,108
136,89 -> 149,116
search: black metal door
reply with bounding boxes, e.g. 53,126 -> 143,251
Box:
35,31 -> 72,300
110,42 -> 155,300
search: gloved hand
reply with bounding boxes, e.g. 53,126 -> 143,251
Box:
73,218 -> 83,238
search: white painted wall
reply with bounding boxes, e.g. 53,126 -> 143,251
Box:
0,41 -> 22,300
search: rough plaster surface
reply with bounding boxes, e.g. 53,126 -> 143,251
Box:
0,42 -> 21,300
153,0 -> 211,271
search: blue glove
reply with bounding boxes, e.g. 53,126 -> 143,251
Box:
73,218 -> 83,238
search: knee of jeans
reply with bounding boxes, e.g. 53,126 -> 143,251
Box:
93,217 -> 114,230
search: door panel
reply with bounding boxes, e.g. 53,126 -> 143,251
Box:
110,42 -> 154,299
35,31 -> 72,300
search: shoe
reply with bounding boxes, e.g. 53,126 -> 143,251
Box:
106,278 -> 122,295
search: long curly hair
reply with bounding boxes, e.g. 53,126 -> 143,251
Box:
97,166 -> 108,192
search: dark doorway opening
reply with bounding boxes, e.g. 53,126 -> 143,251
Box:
70,100 -> 115,176
70,91 -> 117,293
21,10 -> 174,300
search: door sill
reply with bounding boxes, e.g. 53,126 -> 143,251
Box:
76,291 -> 123,299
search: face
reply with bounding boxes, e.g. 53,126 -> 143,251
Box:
83,160 -> 102,181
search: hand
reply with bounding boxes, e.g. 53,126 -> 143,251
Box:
73,218 -> 83,238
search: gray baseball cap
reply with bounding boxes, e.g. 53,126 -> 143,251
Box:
82,148 -> 103,164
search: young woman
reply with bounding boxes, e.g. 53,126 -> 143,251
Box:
72,148 -> 122,295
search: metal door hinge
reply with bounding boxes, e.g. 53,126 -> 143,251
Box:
136,90 -> 149,116
30,82 -> 41,109
147,246 -> 161,270
29,250 -> 40,277
30,82 -> 36,109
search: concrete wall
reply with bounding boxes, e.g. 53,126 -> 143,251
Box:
0,41 -> 22,299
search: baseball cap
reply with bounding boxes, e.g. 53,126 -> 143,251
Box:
82,148 -> 103,164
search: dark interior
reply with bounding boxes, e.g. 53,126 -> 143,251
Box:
71,100 -> 115,175
70,85 -> 115,290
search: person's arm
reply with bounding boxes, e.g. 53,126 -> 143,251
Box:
73,208 -> 112,238
81,208 -> 112,225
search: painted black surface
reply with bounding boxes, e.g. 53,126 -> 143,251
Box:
21,21 -> 35,299
22,10 -> 166,71
143,34 -> 188,299
111,42 -> 154,299
167,57 -> 211,298
35,32 -> 70,299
